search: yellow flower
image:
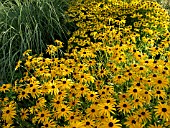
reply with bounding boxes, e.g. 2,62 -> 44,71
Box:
23,49 -> 32,57
2,105 -> 16,122
46,45 -> 58,56
0,84 -> 11,93
154,103 -> 170,121
102,117 -> 122,128
20,108 -> 29,121
41,119 -> 56,128
15,60 -> 22,70
54,104 -> 71,119
98,103 -> 116,117
36,109 -> 51,124
118,101 -> 132,114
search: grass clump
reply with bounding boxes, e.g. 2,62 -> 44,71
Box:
0,0 -> 170,127
0,0 -> 73,82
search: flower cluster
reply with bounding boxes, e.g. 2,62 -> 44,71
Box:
0,0 -> 170,128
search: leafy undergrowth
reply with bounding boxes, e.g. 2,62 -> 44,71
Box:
0,0 -> 170,128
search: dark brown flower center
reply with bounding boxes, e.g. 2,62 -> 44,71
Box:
133,89 -> 137,92
162,108 -> 167,112
61,108 -> 65,112
6,110 -> 10,114
123,104 -> 127,107
141,112 -> 145,115
157,91 -> 161,94
132,120 -> 136,124
86,122 -> 90,125
108,122 -> 114,127
41,114 -> 44,117
157,80 -> 162,84
91,109 -> 95,112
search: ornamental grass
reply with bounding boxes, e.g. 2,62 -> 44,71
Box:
0,0 -> 74,82
0,0 -> 170,127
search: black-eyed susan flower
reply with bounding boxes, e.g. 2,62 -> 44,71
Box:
77,84 -> 90,97
153,76 -> 169,89
29,86 -> 41,98
112,75 -> 127,85
17,89 -> 29,101
36,97 -> 47,108
54,104 -> 71,119
102,117 -> 122,128
118,101 -> 132,114
36,109 -> 51,124
154,103 -> 170,121
46,45 -> 58,56
127,86 -> 141,98
86,91 -> 99,102
46,81 -> 59,96
66,111 -> 80,122
0,84 -> 11,93
132,97 -> 145,109
136,108 -> 152,123
41,119 -> 56,128
118,93 -> 129,101
125,115 -> 143,128
2,105 -> 16,122
51,96 -> 63,109
141,90 -> 152,103
98,103 -> 116,117
86,104 -> 99,119
20,108 -> 29,121
154,89 -> 166,99
101,97 -> 116,105
82,118 -> 95,128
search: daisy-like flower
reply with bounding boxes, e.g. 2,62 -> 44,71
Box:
46,45 -> 58,56
153,89 -> 166,99
41,119 -> 56,128
132,97 -> 145,109
29,86 -> 41,98
153,76 -> 169,89
118,101 -> 132,114
135,108 -> 152,123
154,103 -> 170,121
98,103 -> 116,117
86,104 -> 99,119
125,115 -> 143,128
47,81 -> 59,96
20,108 -> 29,121
82,118 -> 95,128
102,117 -> 122,128
127,86 -> 141,98
17,89 -> 29,101
0,84 -> 11,93
118,93 -> 129,101
65,111 -> 80,122
54,104 -> 72,119
86,91 -> 99,102
112,75 -> 127,85
36,109 -> 51,124
36,97 -> 47,108
2,105 -> 16,122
